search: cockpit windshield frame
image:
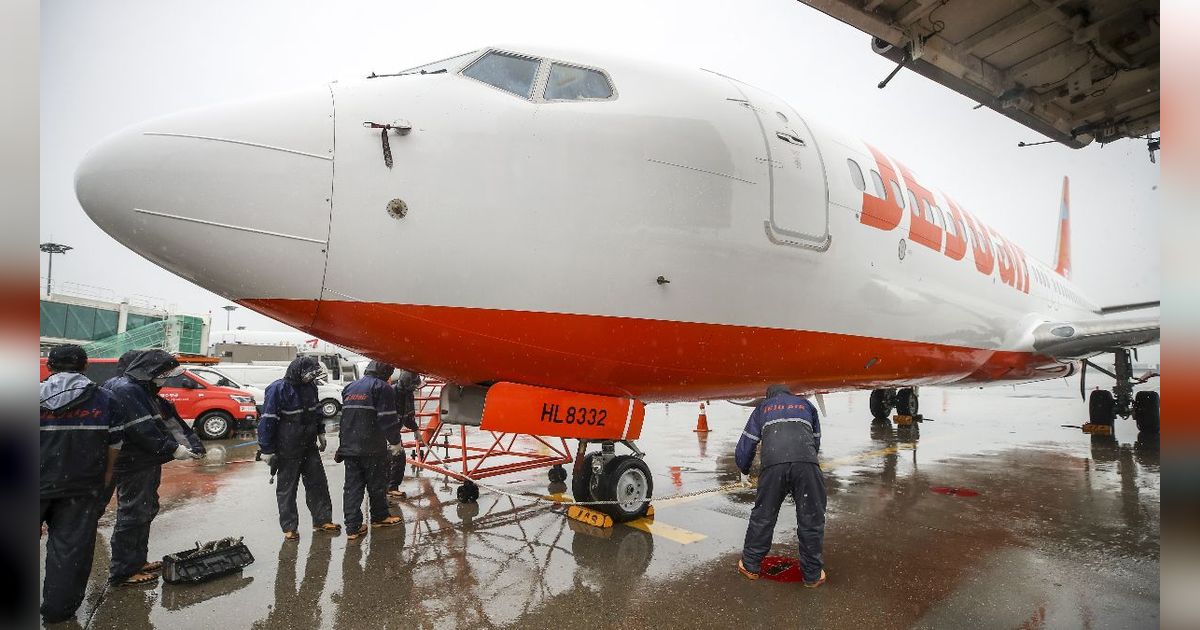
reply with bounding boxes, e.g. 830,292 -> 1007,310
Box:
458,48 -> 618,104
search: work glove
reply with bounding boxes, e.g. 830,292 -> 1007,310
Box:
173,444 -> 202,460
317,433 -> 327,452
261,452 -> 276,467
388,442 -> 405,457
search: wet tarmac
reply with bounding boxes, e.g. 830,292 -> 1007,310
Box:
43,380 -> 1160,629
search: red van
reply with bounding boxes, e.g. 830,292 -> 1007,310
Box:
39,357 -> 258,440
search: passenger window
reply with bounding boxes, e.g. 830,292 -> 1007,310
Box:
545,63 -> 613,100
462,51 -> 542,98
870,170 -> 886,199
164,375 -> 196,389
932,205 -> 946,230
891,181 -> 906,208
846,159 -> 866,192
908,191 -> 921,216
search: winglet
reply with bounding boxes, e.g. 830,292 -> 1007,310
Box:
1054,176 -> 1071,279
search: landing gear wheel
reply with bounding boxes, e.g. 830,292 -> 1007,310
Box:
548,464 -> 567,483
1133,391 -> 1160,434
196,411 -> 232,440
456,482 -> 479,503
895,388 -> 919,416
1089,390 -> 1116,426
572,452 -> 601,502
869,389 -> 895,421
595,455 -> 653,522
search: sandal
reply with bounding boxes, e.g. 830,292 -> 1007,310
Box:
346,525 -> 368,540
313,523 -> 342,533
386,489 -> 408,499
116,572 -> 157,586
803,569 -> 828,588
141,560 -> 162,573
283,531 -> 300,541
371,515 -> 403,528
738,560 -> 760,581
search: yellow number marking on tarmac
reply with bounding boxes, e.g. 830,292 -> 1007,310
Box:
625,517 -> 708,544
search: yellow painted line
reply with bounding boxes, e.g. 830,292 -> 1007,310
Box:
625,517 -> 708,544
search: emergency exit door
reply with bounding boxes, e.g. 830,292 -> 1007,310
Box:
735,84 -> 830,250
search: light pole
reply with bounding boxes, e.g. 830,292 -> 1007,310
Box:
222,305 -> 238,330
40,242 -> 73,296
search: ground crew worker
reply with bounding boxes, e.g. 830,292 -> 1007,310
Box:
258,356 -> 339,540
102,349 -> 203,586
39,345 -> 124,623
735,384 -> 827,588
387,369 -> 424,499
337,361 -> 404,539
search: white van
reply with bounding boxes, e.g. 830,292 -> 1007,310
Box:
192,365 -> 345,419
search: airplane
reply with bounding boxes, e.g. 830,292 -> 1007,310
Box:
74,45 -> 1159,521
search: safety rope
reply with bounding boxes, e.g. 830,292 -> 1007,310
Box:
467,477 -> 756,508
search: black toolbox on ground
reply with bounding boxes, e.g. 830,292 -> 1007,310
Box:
162,537 -> 254,584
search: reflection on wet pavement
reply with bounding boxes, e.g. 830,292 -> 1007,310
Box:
48,381 -> 1159,629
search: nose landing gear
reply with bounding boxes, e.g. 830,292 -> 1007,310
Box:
570,440 -> 653,522
1082,349 -> 1159,434
870,387 -> 919,421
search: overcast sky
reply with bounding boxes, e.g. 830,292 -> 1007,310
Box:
40,0 -> 1159,358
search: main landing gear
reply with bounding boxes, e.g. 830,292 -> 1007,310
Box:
571,440 -> 653,522
1082,349 -> 1159,434
870,387 -> 919,421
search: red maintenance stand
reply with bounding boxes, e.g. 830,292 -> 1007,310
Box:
402,379 -> 574,502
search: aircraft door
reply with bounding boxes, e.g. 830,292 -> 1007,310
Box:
736,85 -> 830,250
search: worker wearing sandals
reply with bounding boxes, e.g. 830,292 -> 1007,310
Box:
387,369 -> 425,500
259,356 -> 341,541
336,361 -> 406,539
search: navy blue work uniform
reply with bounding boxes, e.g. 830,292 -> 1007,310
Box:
40,368 -> 124,623
388,370 -> 422,490
338,362 -> 403,531
101,350 -> 201,583
258,357 -> 334,533
735,387 -> 826,583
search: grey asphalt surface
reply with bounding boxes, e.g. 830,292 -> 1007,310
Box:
42,380 -> 1160,629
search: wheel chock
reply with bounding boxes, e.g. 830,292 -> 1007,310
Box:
893,414 -> 922,426
1082,423 -> 1113,435
567,505 -> 613,529
645,504 -> 655,520
566,518 -> 613,538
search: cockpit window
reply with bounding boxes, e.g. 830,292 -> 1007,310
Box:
462,51 -> 542,98
544,63 -> 613,100
398,50 -> 482,75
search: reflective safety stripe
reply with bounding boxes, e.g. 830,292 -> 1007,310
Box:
41,424 -> 110,431
279,409 -> 304,415
116,414 -> 157,430
378,410 -> 397,416
762,417 -> 812,430
342,404 -> 377,410
742,430 -> 760,442
260,413 -> 278,420
813,432 -> 821,438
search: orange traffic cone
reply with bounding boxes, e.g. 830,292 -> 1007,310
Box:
694,402 -> 711,433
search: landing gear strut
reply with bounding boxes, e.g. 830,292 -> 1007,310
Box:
1082,349 -> 1159,434
571,440 -> 653,522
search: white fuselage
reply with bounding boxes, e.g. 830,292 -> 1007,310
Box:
75,46 -> 1096,401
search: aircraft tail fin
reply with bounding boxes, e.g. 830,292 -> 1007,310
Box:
1054,176 -> 1071,279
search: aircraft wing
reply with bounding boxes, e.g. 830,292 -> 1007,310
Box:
1031,315 -> 1159,360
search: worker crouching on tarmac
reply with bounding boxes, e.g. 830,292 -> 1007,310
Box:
735,384 -> 828,588
102,349 -> 205,586
258,356 -> 340,540
337,360 -> 405,539
387,369 -> 425,500
39,345 -> 124,624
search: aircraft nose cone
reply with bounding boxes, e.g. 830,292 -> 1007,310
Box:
74,86 -> 335,314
